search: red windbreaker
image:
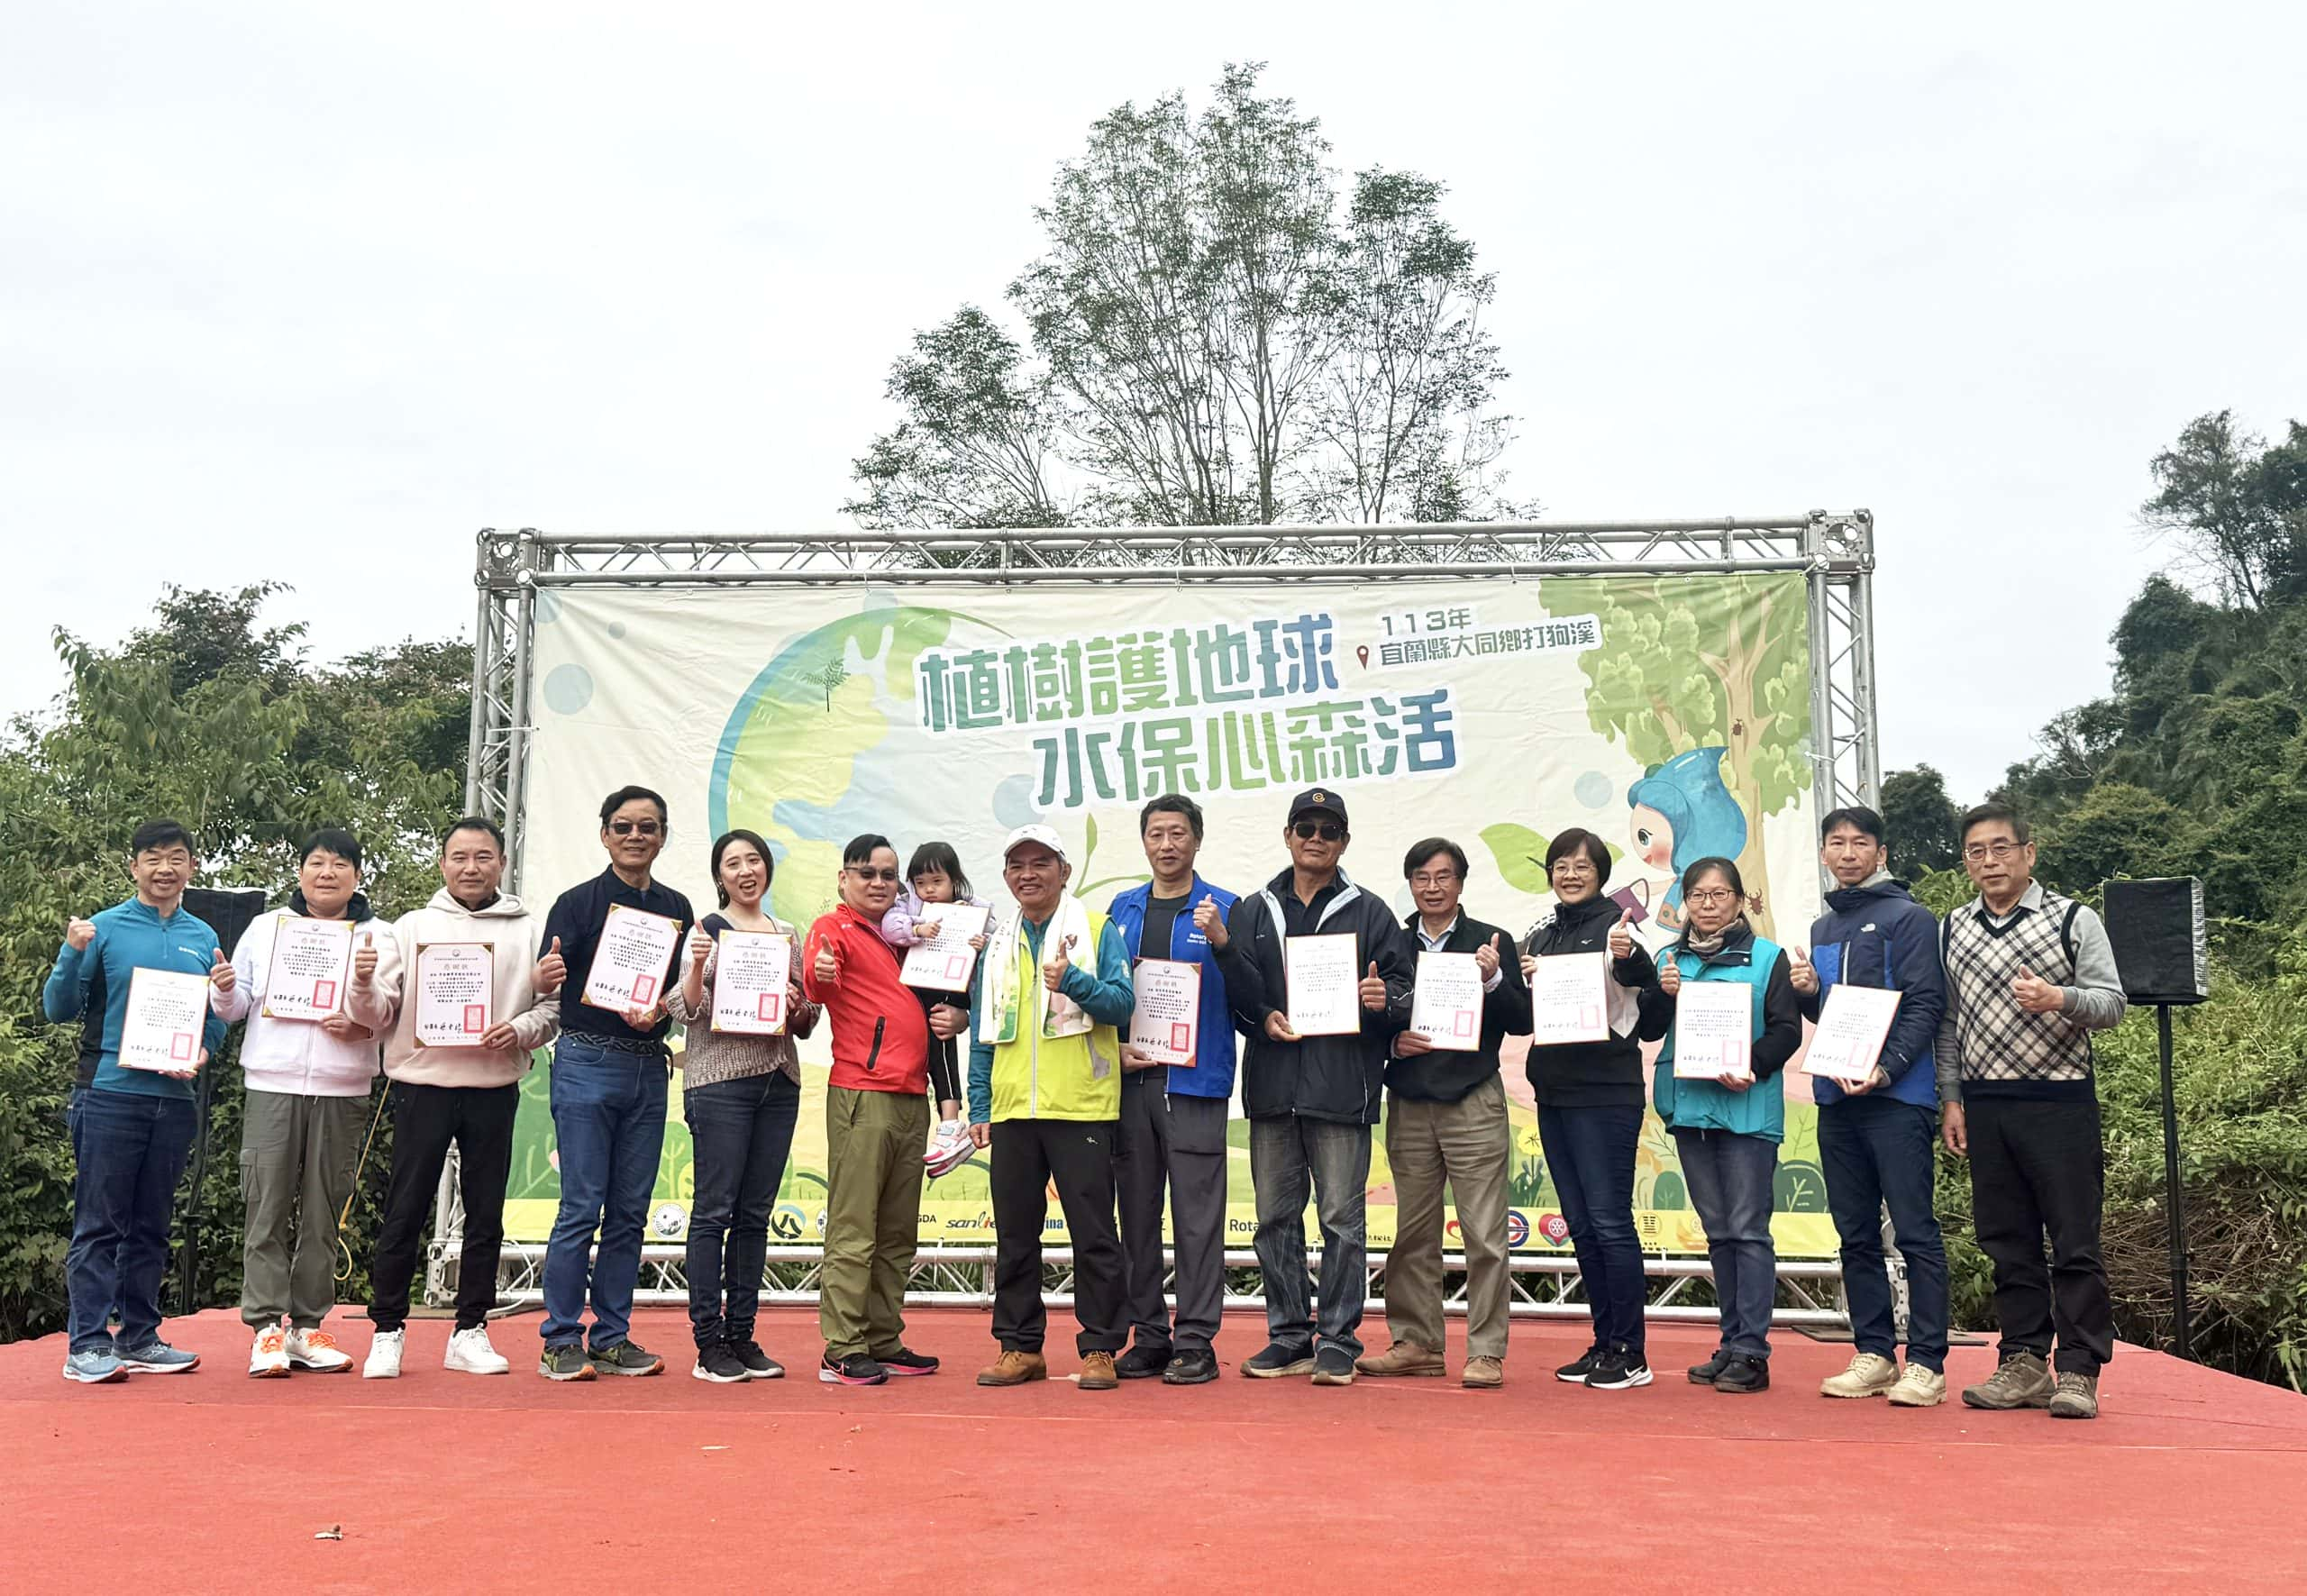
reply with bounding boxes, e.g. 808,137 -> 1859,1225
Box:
800,902 -> 930,1095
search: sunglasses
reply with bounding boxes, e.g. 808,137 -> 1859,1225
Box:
1290,820 -> 1345,842
606,819 -> 663,837
846,865 -> 899,881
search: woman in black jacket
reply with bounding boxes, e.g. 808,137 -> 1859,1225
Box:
1519,828 -> 1658,1391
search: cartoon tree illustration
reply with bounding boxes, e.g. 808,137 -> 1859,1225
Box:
811,658 -> 848,710
1537,571 -> 1812,937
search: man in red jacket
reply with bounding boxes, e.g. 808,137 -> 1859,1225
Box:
801,833 -> 947,1386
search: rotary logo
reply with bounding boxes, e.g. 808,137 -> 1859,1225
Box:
1537,1212 -> 1571,1245
651,1202 -> 687,1238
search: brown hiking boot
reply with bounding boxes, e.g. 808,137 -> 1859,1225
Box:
1461,1355 -> 1504,1389
1354,1341 -> 1445,1378
2047,1372 -> 2100,1419
976,1349 -> 1048,1388
1960,1352 -> 2054,1410
1079,1352 -> 1118,1391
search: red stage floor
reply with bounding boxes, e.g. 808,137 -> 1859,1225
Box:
6,1306 -> 2303,1592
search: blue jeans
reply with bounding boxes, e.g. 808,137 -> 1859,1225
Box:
1538,1103 -> 1646,1357
1250,1115 -> 1372,1359
1673,1127 -> 1778,1360
66,1088 -> 196,1354
1820,1095 -> 1949,1372
683,1072 -> 800,1349
541,1036 -> 669,1350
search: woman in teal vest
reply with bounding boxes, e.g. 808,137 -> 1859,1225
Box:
1636,855 -> 1802,1394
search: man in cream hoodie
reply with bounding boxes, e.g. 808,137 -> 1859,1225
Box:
210,827 -> 384,1377
347,816 -> 562,1378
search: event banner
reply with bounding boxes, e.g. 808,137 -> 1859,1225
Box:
507,572 -> 1837,1257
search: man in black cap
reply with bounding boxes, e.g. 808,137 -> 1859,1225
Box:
1202,788 -> 1413,1385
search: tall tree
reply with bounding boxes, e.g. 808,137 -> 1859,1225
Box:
1878,764 -> 1963,875
2142,410 -> 2307,608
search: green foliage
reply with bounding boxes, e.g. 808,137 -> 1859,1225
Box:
2141,410 -> 2307,608
1879,763 -> 1961,875
1478,823 -> 1553,897
0,588 -> 470,1342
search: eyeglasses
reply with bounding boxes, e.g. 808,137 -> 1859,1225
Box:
607,820 -> 662,837
1685,888 -> 1739,906
846,865 -> 899,881
1290,820 -> 1345,842
1963,840 -> 2024,862
1409,871 -> 1458,888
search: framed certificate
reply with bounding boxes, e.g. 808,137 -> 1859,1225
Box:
1801,984 -> 1903,1083
899,902 -> 993,993
120,966 -> 211,1072
260,914 -> 355,1022
414,942 -> 495,1048
711,929 -> 795,1035
1672,978 -> 1754,1079
1128,957 -> 1201,1066
1527,951 -> 1609,1046
1284,933 -> 1362,1037
1408,951 -> 1484,1052
580,903 -> 683,1011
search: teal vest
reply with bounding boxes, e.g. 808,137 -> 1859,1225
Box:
1651,934 -> 1785,1144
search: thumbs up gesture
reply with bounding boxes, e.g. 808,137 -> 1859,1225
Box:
1192,895 -> 1230,951
1042,933 -> 1075,993
1658,960 -> 1683,998
533,935 -> 566,994
814,937 -> 842,987
1788,944 -> 1818,995
351,931 -> 378,986
688,926 -> 715,972
65,917 -> 97,952
1608,908 -> 1635,961
1474,932 -> 1502,980
2012,964 -> 2062,1015
208,945 -> 237,995
1359,960 -> 1388,1013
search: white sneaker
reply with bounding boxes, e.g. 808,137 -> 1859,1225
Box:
363,1330 -> 405,1380
444,1325 -> 512,1375
250,1319 -> 291,1379
1819,1350 -> 1899,1399
286,1325 -> 355,1373
924,1118 -> 973,1178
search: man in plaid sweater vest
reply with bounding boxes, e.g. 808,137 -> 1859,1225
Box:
1936,803 -> 2127,1419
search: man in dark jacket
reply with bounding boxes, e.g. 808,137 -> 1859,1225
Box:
1791,806 -> 1951,1409
1207,788 -> 1413,1385
1356,839 -> 1531,1388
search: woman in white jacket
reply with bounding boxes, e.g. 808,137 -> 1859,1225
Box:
347,816 -> 561,1378
209,828 -> 382,1377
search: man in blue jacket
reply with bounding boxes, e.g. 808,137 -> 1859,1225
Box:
1791,805 -> 1950,1408
1107,794 -> 1239,1387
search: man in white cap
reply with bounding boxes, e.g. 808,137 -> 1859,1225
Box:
965,824 -> 1137,1391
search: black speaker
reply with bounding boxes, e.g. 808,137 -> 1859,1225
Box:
2101,877 -> 2208,1006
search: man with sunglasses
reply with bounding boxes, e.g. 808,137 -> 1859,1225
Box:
1205,788 -> 1413,1385
534,785 -> 695,1382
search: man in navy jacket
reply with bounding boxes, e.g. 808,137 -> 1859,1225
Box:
1792,805 -> 1950,1408
1107,794 -> 1239,1387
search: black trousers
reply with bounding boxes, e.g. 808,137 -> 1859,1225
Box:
1114,1077 -> 1229,1353
368,1081 -> 520,1334
1965,1094 -> 2115,1375
989,1117 -> 1126,1356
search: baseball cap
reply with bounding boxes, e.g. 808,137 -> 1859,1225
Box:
1001,823 -> 1070,862
1286,787 -> 1348,827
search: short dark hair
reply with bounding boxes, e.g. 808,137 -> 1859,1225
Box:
1401,837 -> 1468,880
1959,802 -> 2030,846
130,819 -> 195,857
906,840 -> 972,899
1819,805 -> 1886,844
843,833 -> 894,867
442,816 -> 506,852
709,829 -> 776,908
598,785 -> 669,827
1545,827 -> 1611,879
1682,854 -> 1746,900
1140,793 -> 1205,841
298,826 -> 363,871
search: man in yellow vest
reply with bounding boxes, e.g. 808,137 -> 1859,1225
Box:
965,825 -> 1137,1391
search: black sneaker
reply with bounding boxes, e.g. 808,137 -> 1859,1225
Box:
538,1343 -> 597,1382
1115,1345 -> 1171,1380
588,1340 -> 664,1377
876,1346 -> 939,1378
1584,1345 -> 1655,1391
1687,1348 -> 1733,1385
1713,1354 -> 1770,1394
727,1340 -> 784,1380
692,1343 -> 749,1384
1555,1344 -> 1604,1383
1163,1348 -> 1219,1385
1310,1345 -> 1357,1386
1241,1341 -> 1318,1379
819,1352 -> 888,1386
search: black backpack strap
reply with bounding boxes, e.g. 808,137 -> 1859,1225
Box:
2059,898 -> 2081,970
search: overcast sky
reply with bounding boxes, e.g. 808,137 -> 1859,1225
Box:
7,1 -> 2302,799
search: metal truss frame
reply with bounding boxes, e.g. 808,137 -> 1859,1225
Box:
437,515 -> 1882,1318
